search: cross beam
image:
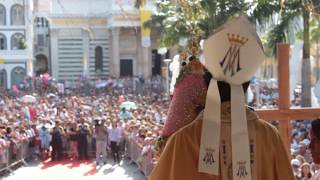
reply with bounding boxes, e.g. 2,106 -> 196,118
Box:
254,44 -> 320,155
257,108 -> 320,121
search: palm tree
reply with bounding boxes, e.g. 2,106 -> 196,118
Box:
296,18 -> 320,81
146,0 -> 249,48
253,0 -> 320,107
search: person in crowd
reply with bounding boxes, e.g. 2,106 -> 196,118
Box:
310,118 -> 320,180
51,126 -> 63,161
291,159 -> 301,179
0,129 -> 8,165
68,123 -> 78,160
300,163 -> 313,180
39,125 -> 51,160
95,119 -> 108,165
298,142 -> 313,163
108,121 -> 121,164
77,123 -> 89,160
296,154 -> 307,165
117,121 -> 126,158
119,108 -> 131,120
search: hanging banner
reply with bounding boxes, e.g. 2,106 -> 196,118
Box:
140,9 -> 151,48
0,57 -> 5,71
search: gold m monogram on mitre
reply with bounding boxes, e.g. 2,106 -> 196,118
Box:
220,33 -> 249,77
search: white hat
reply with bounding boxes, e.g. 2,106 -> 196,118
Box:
302,139 -> 311,146
291,159 -> 301,167
199,16 -> 265,180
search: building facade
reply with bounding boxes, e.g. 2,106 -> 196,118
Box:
0,0 -> 33,89
33,0 -> 162,85
33,16 -> 50,76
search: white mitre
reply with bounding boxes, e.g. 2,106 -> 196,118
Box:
198,16 -> 265,180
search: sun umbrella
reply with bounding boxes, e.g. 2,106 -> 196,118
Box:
95,81 -> 108,89
47,93 -> 56,98
82,105 -> 93,111
36,122 -> 54,130
120,101 -> 137,110
21,95 -> 37,103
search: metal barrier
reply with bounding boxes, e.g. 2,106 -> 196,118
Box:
0,139 -> 32,174
125,135 -> 155,178
1,135 -> 156,177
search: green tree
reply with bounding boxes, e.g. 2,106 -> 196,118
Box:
18,37 -> 27,50
296,18 -> 320,81
146,0 -> 249,48
253,0 -> 320,107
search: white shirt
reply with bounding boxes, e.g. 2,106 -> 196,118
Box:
108,127 -> 121,143
311,170 -> 320,180
154,112 -> 161,124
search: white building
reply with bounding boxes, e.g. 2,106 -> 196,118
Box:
33,16 -> 50,76
33,0 -> 162,84
0,0 -> 33,89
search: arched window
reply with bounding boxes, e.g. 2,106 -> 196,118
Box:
11,4 -> 24,25
11,66 -> 25,86
0,33 -> 6,50
95,46 -> 103,72
0,4 -> 6,25
11,33 -> 25,50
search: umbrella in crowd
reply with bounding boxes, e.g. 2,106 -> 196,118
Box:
82,105 -> 93,111
20,95 -> 37,103
120,101 -> 137,110
47,93 -> 56,98
95,81 -> 108,89
36,122 -> 55,130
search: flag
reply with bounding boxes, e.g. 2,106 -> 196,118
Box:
0,57 -> 5,71
140,9 -> 151,47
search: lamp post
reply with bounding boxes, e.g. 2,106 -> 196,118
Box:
164,58 -> 171,95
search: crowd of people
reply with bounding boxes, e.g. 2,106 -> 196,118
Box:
0,75 -> 320,179
0,76 -> 168,174
290,119 -> 318,179
248,80 -> 320,179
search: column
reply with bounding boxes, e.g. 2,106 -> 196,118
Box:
50,29 -> 59,80
137,29 -> 151,78
136,32 -> 143,76
111,27 -> 120,77
82,30 -> 90,77
142,46 -> 151,78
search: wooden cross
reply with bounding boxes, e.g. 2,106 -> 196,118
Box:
256,44 -> 320,155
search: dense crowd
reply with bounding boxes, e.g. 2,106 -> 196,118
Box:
0,76 -> 168,173
248,80 -> 320,179
0,75 -> 320,179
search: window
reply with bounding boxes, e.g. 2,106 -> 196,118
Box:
41,17 -> 44,27
0,4 -> 6,25
35,17 -> 40,27
11,4 -> 24,25
95,46 -> 103,72
11,33 -> 25,50
37,34 -> 44,46
0,33 -> 6,50
11,66 -> 25,86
